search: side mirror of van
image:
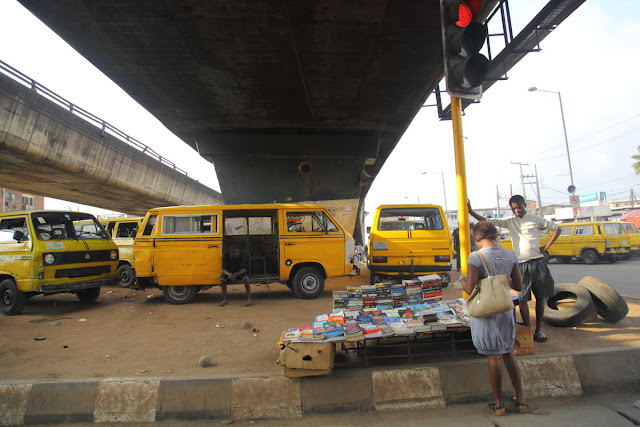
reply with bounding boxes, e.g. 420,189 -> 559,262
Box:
366,227 -> 371,233
13,230 -> 24,242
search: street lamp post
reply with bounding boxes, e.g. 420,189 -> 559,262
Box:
422,171 -> 448,212
528,87 -> 575,188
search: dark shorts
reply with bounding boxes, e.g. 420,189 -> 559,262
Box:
518,257 -> 556,301
220,272 -> 249,283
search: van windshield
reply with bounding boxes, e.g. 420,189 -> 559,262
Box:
31,212 -> 110,241
378,207 -> 444,231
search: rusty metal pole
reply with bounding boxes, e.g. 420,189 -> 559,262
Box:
451,97 -> 470,297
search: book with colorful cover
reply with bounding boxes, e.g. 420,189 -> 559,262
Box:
312,321 -> 326,339
361,324 -> 383,338
323,321 -> 345,338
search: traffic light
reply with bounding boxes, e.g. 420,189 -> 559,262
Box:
440,0 -> 490,100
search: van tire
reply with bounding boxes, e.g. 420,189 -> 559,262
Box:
77,287 -> 100,303
561,256 -> 572,264
117,265 -> 136,288
582,249 -> 598,265
578,276 -> 629,323
292,267 -> 324,299
163,286 -> 197,304
608,255 -> 618,263
0,278 -> 25,315
543,283 -> 595,327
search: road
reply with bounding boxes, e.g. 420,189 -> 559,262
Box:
548,256 -> 640,298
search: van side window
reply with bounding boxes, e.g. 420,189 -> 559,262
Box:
0,217 -> 29,242
377,207 -> 443,231
248,217 -> 272,235
560,227 -> 572,236
117,221 -> 140,238
143,215 -> 157,236
225,217 -> 247,235
286,211 -> 337,233
603,223 -> 623,235
575,225 -> 594,235
163,214 -> 218,235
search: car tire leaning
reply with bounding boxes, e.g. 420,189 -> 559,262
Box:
543,283 -> 595,327
578,276 -> 629,323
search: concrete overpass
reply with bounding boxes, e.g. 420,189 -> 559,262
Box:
15,0 -> 584,240
0,69 -> 223,215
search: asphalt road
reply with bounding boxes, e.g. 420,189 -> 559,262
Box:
548,256 -> 640,298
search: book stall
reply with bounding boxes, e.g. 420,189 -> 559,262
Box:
278,275 -> 474,376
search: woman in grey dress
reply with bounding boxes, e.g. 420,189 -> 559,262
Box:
460,221 -> 528,415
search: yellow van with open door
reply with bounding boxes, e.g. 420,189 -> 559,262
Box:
0,210 -> 119,315
132,204 -> 358,304
99,217 -> 144,287
367,204 -> 452,285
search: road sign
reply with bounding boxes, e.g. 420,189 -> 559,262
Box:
569,195 -> 580,208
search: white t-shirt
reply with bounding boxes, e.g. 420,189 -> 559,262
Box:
488,213 -> 558,261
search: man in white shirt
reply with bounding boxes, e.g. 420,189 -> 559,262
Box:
469,195 -> 561,343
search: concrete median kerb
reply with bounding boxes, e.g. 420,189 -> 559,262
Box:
0,347 -> 638,424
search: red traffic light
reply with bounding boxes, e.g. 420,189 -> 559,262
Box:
456,2 -> 472,27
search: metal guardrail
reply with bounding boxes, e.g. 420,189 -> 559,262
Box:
0,59 -> 188,176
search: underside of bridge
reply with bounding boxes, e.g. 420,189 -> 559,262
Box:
19,0 -> 587,242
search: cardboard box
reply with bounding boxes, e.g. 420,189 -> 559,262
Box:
514,324 -> 534,356
278,342 -> 336,371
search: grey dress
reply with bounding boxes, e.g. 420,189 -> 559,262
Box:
467,245 -> 518,355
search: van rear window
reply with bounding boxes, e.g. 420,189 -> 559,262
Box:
378,208 -> 443,231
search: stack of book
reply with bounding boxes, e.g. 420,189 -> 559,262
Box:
323,322 -> 345,339
419,274 -> 443,303
332,290 -> 348,311
404,279 -> 424,305
361,324 -> 383,338
346,286 -> 363,311
391,283 -> 407,307
343,321 -> 364,341
454,298 -> 470,323
375,282 -> 393,308
360,284 -> 378,308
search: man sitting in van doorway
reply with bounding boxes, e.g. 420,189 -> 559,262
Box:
220,245 -> 253,307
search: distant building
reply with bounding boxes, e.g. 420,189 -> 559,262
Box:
1,188 -> 44,212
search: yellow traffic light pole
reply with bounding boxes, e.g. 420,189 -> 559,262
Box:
451,96 -> 470,297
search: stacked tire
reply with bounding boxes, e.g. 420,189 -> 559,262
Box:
543,277 -> 628,327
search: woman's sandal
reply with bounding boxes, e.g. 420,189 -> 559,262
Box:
512,398 -> 529,413
488,402 -> 506,416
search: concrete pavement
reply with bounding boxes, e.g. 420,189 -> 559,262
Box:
1,345 -> 638,425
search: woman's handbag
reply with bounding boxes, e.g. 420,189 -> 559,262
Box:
466,251 -> 513,318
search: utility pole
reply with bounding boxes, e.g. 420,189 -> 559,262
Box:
534,164 -> 543,216
511,161 -> 528,201
496,185 -> 500,219
631,188 -> 636,208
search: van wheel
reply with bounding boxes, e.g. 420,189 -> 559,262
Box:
292,267 -> 324,299
561,256 -> 572,264
0,278 -> 25,315
578,276 -> 629,322
163,286 -> 197,304
543,283 -> 595,327
77,287 -> 100,303
582,249 -> 597,264
608,255 -> 618,263
117,265 -> 136,288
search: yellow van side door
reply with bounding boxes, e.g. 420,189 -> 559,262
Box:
281,209 -> 345,278
546,226 -> 574,257
573,224 -> 603,256
0,216 -> 32,291
154,212 -> 222,286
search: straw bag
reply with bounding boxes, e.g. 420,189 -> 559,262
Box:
466,251 -> 513,318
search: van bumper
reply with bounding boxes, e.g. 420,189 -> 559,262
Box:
39,276 -> 119,293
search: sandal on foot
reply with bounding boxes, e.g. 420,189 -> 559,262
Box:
488,402 -> 506,416
512,398 -> 529,413
534,332 -> 548,342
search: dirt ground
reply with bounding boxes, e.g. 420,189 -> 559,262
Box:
1,269 -> 638,381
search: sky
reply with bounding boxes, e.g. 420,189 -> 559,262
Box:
0,0 -> 639,221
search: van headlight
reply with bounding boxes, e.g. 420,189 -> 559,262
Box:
110,250 -> 118,260
43,253 -> 56,265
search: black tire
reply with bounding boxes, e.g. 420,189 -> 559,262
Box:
543,283 -> 595,327
578,276 -> 629,323
608,255 -> 618,264
561,256 -> 572,264
582,249 -> 598,265
0,278 -> 25,315
117,264 -> 136,288
285,279 -> 293,290
162,286 -> 197,304
292,267 -> 324,299
77,287 -> 100,303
